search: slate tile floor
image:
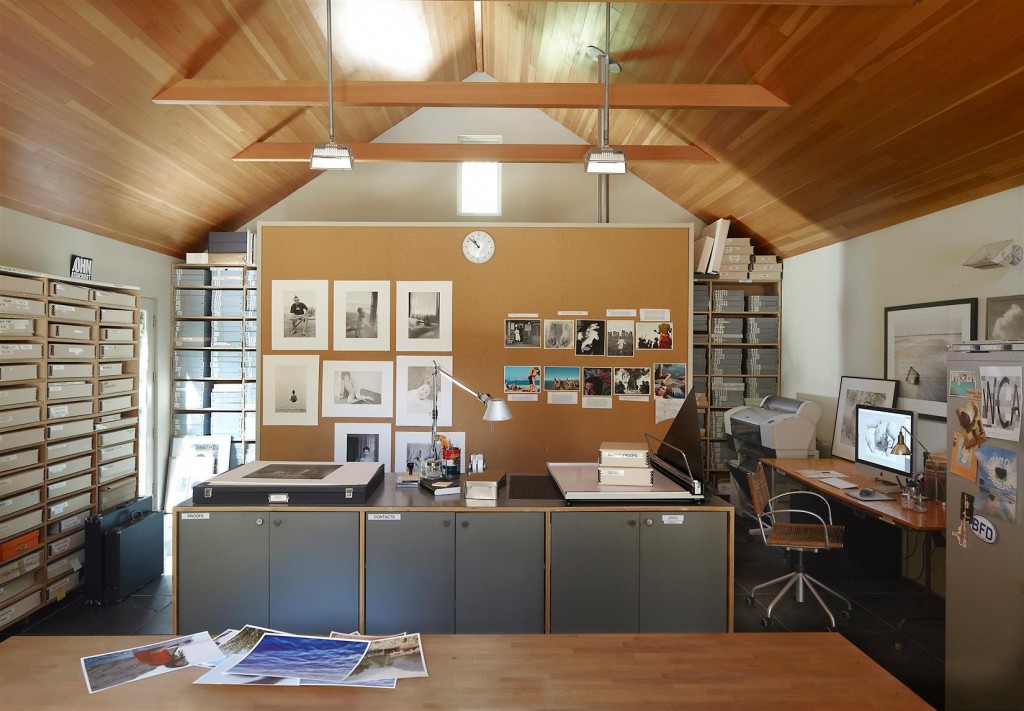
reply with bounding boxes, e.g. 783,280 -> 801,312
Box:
1,517 -> 944,709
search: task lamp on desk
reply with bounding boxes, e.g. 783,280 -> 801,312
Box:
889,426 -> 936,499
428,360 -> 512,472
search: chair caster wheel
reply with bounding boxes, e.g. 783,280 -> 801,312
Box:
746,596 -> 756,607
839,610 -> 850,621
761,617 -> 773,629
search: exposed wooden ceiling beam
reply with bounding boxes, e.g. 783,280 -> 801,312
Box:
154,81 -> 788,109
498,1 -> 913,4
234,143 -> 717,164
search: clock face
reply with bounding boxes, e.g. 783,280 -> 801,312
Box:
463,230 -> 495,264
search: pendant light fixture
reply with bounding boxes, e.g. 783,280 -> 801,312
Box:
310,0 -> 354,170
584,3 -> 625,175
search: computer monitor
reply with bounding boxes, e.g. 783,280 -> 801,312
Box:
650,386 -> 705,486
855,404 -> 914,484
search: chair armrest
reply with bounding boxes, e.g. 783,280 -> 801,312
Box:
767,490 -> 834,523
761,508 -> 835,547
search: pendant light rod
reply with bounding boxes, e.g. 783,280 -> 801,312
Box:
326,0 -> 335,145
602,1 -> 610,149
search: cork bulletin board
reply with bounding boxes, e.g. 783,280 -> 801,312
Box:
258,223 -> 692,474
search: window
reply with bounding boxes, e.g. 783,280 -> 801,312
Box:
458,135 -> 501,216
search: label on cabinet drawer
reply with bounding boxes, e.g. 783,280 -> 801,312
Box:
368,513 -> 401,521
180,513 -> 209,520
661,515 -> 685,525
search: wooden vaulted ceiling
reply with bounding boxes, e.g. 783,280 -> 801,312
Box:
1,1 -> 1022,259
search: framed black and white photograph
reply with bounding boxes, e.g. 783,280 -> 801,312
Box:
332,280 -> 390,351
262,354 -> 319,426
321,360 -> 394,418
575,319 -> 605,356
636,321 -> 673,350
606,320 -> 635,357
885,298 -> 977,419
395,355 -> 453,427
831,376 -> 898,461
394,430 -> 466,475
396,281 -> 452,352
504,318 -> 541,348
986,294 -> 1024,341
333,422 -> 392,471
614,366 -> 652,396
543,319 -> 574,349
271,279 -> 329,351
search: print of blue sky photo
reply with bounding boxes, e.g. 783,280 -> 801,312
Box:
223,634 -> 370,684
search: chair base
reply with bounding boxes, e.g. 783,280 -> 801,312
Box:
748,554 -> 853,629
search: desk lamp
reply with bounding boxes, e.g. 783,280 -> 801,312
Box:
428,360 -> 512,475
890,426 -> 936,499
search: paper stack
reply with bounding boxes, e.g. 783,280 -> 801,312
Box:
598,441 -> 654,486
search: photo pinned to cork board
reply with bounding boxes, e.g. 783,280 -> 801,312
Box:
396,281 -> 452,352
830,376 -> 898,462
334,422 -> 392,473
333,280 -> 390,352
885,299 -> 977,419
271,279 -> 328,351
543,319 -> 574,349
636,321 -> 673,351
321,360 -> 394,419
262,354 -> 319,426
607,320 -> 635,357
504,318 -> 541,348
575,319 -> 605,356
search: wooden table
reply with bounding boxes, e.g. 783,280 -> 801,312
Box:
0,633 -> 930,710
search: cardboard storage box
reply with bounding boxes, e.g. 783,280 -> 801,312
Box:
0,589 -> 41,627
48,343 -> 95,360
46,419 -> 93,440
0,344 -> 43,361
0,386 -> 38,408
0,512 -> 43,553
0,296 -> 45,317
0,364 -> 38,382
0,448 -> 40,474
0,550 -> 42,586
47,401 -> 94,420
47,454 -> 92,480
0,467 -> 44,496
49,323 -> 92,340
48,363 -> 94,379
46,436 -> 92,460
0,407 -> 41,429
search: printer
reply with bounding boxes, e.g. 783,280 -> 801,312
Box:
724,396 -> 822,519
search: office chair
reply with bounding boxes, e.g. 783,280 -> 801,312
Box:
745,465 -> 853,630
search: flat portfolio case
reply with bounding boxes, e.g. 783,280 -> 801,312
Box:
103,510 -> 163,604
191,460 -> 385,505
84,496 -> 152,605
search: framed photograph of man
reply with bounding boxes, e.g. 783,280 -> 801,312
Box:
575,319 -> 605,356
395,355 -> 453,427
321,360 -> 394,418
543,319 -> 574,349
396,281 -> 452,352
271,280 -> 328,351
394,430 -> 466,475
504,319 -> 541,348
607,320 -> 635,357
334,422 -> 392,472
262,355 -> 319,426
333,280 -> 390,351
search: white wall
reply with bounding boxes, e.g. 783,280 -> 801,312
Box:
781,186 -> 1024,455
0,206 -> 176,499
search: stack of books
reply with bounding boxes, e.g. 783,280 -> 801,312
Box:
597,442 -> 654,487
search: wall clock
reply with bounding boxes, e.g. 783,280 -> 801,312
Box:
462,230 -> 495,264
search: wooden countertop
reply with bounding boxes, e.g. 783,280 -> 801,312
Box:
0,633 -> 930,710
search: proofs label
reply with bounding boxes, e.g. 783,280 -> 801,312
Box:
181,512 -> 210,520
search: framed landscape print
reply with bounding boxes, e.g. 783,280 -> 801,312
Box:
830,376 -> 898,461
885,299 -> 977,419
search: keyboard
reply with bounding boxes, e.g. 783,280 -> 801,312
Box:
820,477 -> 857,490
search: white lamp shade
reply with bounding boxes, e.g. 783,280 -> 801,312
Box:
482,399 -> 513,422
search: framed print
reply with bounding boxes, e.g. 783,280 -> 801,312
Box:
394,430 -> 466,475
575,319 -> 605,356
885,299 -> 977,419
607,320 -> 635,357
504,319 -> 541,348
321,360 -> 394,418
636,321 -> 673,350
830,376 -> 898,462
262,355 -> 319,426
396,281 -> 452,352
334,422 -> 392,472
395,355 -> 453,427
543,319 -> 574,349
985,294 -> 1024,341
271,279 -> 329,351
333,280 -> 390,351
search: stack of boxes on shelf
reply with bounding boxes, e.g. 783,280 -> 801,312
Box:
0,266 -> 139,632
597,442 -> 655,487
715,234 -> 783,282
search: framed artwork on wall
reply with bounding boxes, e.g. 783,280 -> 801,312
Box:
395,355 -> 453,427
396,281 -> 452,352
884,299 -> 977,419
830,376 -> 899,462
321,360 -> 394,418
333,422 -> 392,472
332,280 -> 390,351
262,354 -> 319,426
271,280 -> 329,351
985,294 -> 1024,341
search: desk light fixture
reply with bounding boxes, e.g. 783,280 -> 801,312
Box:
310,0 -> 353,171
429,360 -> 512,461
890,425 -> 938,499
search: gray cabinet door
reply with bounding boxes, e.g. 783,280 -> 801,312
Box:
638,510 -> 728,632
269,512 -> 360,635
455,512 -> 545,633
550,511 -> 639,633
365,512 -> 455,634
176,511 -> 269,633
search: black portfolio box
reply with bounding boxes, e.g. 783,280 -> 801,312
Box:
85,496 -> 161,605
103,510 -> 163,604
191,461 -> 385,506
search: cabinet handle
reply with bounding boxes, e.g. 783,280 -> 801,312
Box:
274,519 -> 282,527
645,519 -> 654,527
461,521 -> 469,529
255,518 -> 264,526
628,519 -> 637,527
442,519 -> 451,528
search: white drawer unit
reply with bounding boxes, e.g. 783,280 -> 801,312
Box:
0,428 -> 44,452
45,549 -> 83,582
45,418 -> 93,441
90,289 -> 135,308
46,571 -> 82,601
0,363 -> 38,382
97,362 -> 123,377
46,472 -> 92,499
47,302 -> 96,322
0,488 -> 41,518
99,308 -> 134,324
46,381 -> 94,401
48,363 -> 94,379
0,550 -> 42,586
0,467 -> 44,496
98,426 -> 135,447
47,400 -> 93,420
98,478 -> 136,510
0,343 -> 43,361
45,436 -> 93,461
48,343 -> 95,360
98,456 -> 135,483
0,448 -> 40,474
49,323 -> 92,340
99,343 -> 134,359
99,395 -> 133,412
0,385 -> 38,408
46,454 -> 92,481
98,441 -> 134,463
46,492 -> 92,521
0,407 -> 42,429
0,296 -> 45,317
99,377 -> 133,395
99,327 -> 134,341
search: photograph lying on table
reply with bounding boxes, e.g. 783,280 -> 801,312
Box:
505,318 -> 541,348
321,360 -> 394,418
505,365 -> 542,393
544,319 -> 574,349
396,281 -> 451,352
81,632 -> 221,694
395,355 -> 452,427
394,430 -> 466,475
334,422 -> 392,472
636,321 -> 673,350
607,320 -> 635,357
262,354 -> 319,426
885,299 -> 977,418
544,365 -> 581,391
614,367 -> 652,396
575,319 -> 605,356
333,280 -> 390,351
985,294 -> 1024,341
831,376 -> 898,462
271,279 -> 328,351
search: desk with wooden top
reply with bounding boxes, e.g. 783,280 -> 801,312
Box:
0,633 -> 931,710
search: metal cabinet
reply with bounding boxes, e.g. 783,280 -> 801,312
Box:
176,511 -> 359,635
550,510 -> 729,633
365,511 -> 545,634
